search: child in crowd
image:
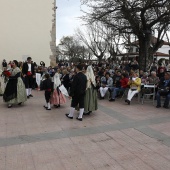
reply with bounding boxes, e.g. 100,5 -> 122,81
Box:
42,73 -> 53,110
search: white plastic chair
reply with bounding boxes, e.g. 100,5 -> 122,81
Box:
141,84 -> 156,105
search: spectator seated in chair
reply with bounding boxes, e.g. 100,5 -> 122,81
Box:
156,71 -> 170,109
95,76 -> 101,98
109,73 -> 129,101
99,72 -> 113,99
141,72 -> 148,85
125,72 -> 141,105
141,71 -> 159,97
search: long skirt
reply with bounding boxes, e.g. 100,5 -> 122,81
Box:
84,87 -> 98,112
51,89 -> 66,105
0,76 -> 5,95
5,77 -> 27,104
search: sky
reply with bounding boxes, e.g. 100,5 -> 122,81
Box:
55,0 -> 169,55
56,0 -> 84,44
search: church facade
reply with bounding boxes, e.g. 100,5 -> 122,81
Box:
0,0 -> 56,68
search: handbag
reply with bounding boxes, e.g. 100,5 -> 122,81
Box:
91,83 -> 97,89
59,84 -> 69,96
158,89 -> 169,96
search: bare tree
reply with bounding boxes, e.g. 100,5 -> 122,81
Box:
76,22 -> 108,62
100,25 -> 123,61
57,36 -> 92,62
81,0 -> 170,70
58,36 -> 80,61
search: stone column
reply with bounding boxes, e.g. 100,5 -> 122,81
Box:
50,0 -> 57,67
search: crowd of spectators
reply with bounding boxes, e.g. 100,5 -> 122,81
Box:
1,58 -> 170,109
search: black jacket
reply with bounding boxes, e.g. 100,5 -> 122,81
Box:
69,72 -> 87,97
62,74 -> 70,89
158,78 -> 170,92
42,79 -> 53,91
2,61 -> 7,67
22,63 -> 35,75
113,75 -> 121,88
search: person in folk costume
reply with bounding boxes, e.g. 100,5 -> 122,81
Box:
84,65 -> 98,115
51,69 -> 66,108
66,64 -> 87,121
22,57 -> 35,98
0,69 -> 5,96
42,73 -> 52,110
2,59 -> 7,71
61,69 -> 70,91
3,60 -> 27,108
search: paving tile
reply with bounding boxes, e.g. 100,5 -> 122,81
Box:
61,156 -> 94,170
138,152 -> 170,170
121,128 -> 159,144
143,142 -> 170,160
0,90 -> 170,170
6,153 -> 35,170
35,162 -> 65,170
32,150 -> 59,165
0,148 -> 6,170
84,151 -> 124,169
149,122 -> 170,136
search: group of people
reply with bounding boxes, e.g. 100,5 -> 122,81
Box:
96,61 -> 170,108
0,57 -> 98,121
0,58 -> 170,121
1,57 -> 36,108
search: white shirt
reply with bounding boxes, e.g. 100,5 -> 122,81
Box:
28,63 -> 31,72
132,77 -> 138,81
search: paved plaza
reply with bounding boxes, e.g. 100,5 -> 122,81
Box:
0,90 -> 170,170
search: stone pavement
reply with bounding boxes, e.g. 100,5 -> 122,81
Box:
0,90 -> 170,170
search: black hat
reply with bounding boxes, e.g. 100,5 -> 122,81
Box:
27,57 -> 32,60
76,64 -> 83,71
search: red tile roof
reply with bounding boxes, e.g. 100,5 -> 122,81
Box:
117,52 -> 169,57
128,36 -> 170,46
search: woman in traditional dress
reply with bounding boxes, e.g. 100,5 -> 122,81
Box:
0,69 -> 5,96
51,69 -> 66,108
84,65 -> 98,115
61,69 -> 70,91
3,60 -> 27,108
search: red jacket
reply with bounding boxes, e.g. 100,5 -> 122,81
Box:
120,77 -> 129,88
158,66 -> 166,74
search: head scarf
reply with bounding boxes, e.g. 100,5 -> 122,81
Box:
53,72 -> 61,89
86,65 -> 96,88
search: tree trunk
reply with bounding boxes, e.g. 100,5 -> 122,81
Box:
97,53 -> 104,62
98,56 -> 102,62
138,34 -> 151,71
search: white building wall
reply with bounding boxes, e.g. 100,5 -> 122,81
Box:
157,45 -> 169,55
0,0 -> 53,68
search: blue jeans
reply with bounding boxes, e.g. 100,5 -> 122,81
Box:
109,87 -> 125,99
156,92 -> 170,107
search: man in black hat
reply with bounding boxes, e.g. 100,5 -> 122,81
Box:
22,57 -> 35,98
65,64 -> 87,121
2,59 -> 7,70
